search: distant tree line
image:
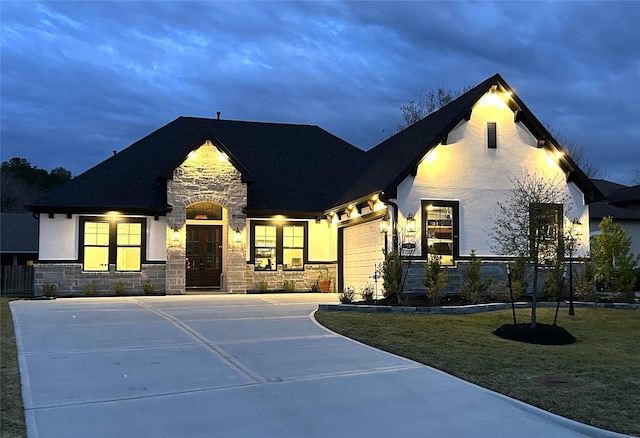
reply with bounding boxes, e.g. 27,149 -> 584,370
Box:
1,157 -> 72,212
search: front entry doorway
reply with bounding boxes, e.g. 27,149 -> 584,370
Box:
186,225 -> 223,288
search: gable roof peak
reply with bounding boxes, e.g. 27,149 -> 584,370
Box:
330,72 -> 604,208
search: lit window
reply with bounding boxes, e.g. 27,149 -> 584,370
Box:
186,202 -> 223,220
251,221 -> 308,271
116,222 -> 142,271
83,221 -> 110,271
254,225 -> 277,271
81,218 -> 145,271
283,225 -> 304,270
422,201 -> 459,265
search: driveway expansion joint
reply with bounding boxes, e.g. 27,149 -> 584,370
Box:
127,297 -> 267,384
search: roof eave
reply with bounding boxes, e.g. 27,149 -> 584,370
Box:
243,209 -> 325,220
323,190 -> 383,216
25,205 -> 172,216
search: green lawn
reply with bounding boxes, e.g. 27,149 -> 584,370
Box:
315,307 -> 640,436
1,298 -> 27,438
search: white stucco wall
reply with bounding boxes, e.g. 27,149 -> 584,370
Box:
396,91 -> 590,258
39,215 -> 77,260
309,218 -> 337,261
148,216 -> 167,261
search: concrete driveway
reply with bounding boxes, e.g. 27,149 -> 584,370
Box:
10,294 -> 625,438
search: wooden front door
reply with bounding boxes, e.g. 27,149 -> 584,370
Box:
186,225 -> 223,288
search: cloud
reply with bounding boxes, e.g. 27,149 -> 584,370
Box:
1,1 -> 638,184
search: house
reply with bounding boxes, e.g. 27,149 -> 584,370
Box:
589,179 -> 640,257
1,213 -> 38,294
1,213 -> 38,266
27,73 -> 603,296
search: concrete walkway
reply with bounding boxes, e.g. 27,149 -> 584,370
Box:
10,294 -> 627,438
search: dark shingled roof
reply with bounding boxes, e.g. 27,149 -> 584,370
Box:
330,73 -> 603,210
27,118 -> 365,216
590,179 -> 640,221
27,74 -> 604,217
607,184 -> 640,208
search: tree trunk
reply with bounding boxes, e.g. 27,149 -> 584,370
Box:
531,263 -> 538,328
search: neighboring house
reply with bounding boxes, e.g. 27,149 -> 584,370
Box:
27,73 -> 603,296
590,179 -> 640,257
1,213 -> 38,266
1,213 -> 38,295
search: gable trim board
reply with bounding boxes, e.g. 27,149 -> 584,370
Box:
28,73 -> 606,296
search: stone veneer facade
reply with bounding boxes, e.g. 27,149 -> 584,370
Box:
402,260 -> 585,298
34,263 -> 165,297
246,264 -> 338,293
166,141 -> 248,294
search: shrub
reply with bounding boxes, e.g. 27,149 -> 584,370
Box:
339,286 -> 355,304
42,283 -> 56,298
542,260 -> 565,300
459,250 -> 493,304
256,280 -> 269,292
114,281 -> 126,296
283,280 -> 296,293
84,282 -> 97,296
422,256 -> 449,306
487,281 -> 510,302
310,280 -> 320,292
508,257 -> 528,300
143,281 -> 155,295
574,259 -> 597,302
591,216 -> 639,300
380,251 -> 402,300
359,284 -> 375,303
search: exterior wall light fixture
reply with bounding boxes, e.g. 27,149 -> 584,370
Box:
380,213 -> 390,255
172,228 -> 180,242
380,214 -> 389,234
406,214 -> 416,235
234,227 -> 242,244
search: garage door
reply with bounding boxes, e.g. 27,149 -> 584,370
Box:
342,220 -> 385,295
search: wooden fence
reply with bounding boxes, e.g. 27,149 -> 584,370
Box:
1,265 -> 34,297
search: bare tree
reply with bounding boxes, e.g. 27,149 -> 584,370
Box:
490,172 -> 571,328
385,85 -> 473,138
547,128 -> 603,179
380,221 -> 420,305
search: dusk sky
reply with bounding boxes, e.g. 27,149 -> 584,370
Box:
2,1 -> 639,185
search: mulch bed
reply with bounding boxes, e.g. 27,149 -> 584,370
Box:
493,323 -> 576,345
